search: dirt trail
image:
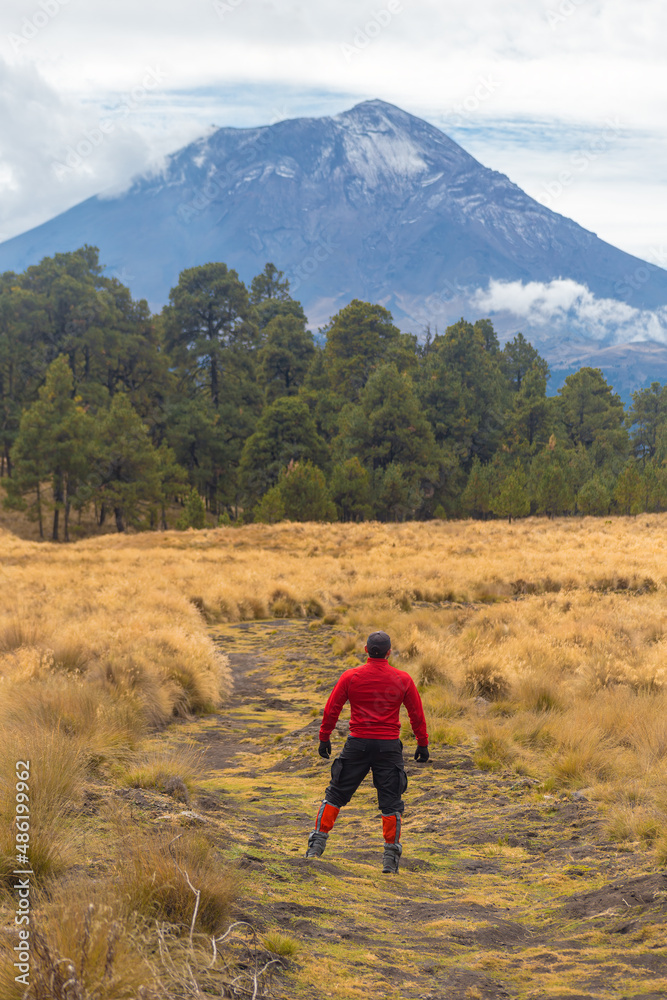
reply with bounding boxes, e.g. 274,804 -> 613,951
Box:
173,620 -> 667,1000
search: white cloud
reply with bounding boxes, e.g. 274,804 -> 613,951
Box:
472,278 -> 667,345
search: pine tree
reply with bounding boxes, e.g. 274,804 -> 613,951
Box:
239,395 -> 329,505
490,462 -> 530,523
329,457 -> 372,522
176,487 -> 207,530
254,485 -> 285,524
277,461 -> 336,522
576,476 -> 610,516
461,456 -> 491,518
613,462 -> 643,515
5,356 -> 91,541
93,393 -> 163,532
337,363 -> 438,515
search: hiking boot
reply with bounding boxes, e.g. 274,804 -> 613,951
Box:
382,843 -> 402,874
305,830 -> 328,858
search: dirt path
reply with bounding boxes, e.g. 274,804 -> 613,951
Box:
173,620 -> 667,1000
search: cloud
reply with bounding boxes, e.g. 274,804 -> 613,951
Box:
0,57 -> 197,239
472,278 -> 667,345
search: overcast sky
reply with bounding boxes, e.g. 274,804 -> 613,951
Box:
0,0 -> 665,267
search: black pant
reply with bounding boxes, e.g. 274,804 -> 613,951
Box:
325,737 -> 408,814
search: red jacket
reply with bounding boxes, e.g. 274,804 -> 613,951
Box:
319,657 -> 428,745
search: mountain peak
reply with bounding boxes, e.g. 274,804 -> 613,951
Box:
0,98 -> 666,388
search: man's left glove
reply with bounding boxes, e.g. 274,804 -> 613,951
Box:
318,739 -> 332,759
414,745 -> 430,763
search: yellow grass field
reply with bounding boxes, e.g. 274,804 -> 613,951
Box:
1,515 -> 666,997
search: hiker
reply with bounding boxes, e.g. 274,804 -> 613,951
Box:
305,630 -> 429,874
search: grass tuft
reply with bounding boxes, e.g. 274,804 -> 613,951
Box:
262,930 -> 298,957
114,829 -> 236,934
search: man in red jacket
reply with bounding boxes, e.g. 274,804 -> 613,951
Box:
305,630 -> 429,874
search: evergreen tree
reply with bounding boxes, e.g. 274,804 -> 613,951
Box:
164,262 -> 258,409
557,367 -> 628,471
531,444 -> 574,518
490,461 -> 530,523
276,461 -> 336,522
640,460 -> 667,512
322,299 -> 416,403
508,361 -> 553,454
461,456 -> 491,518
154,442 -> 188,530
626,382 -> 667,464
329,457 -> 372,522
417,317 -> 508,465
258,314 -> 315,402
239,395 -> 329,504
576,476 -> 610,516
250,262 -> 306,331
254,484 -> 285,524
501,332 -> 549,392
373,463 -> 422,522
613,461 -> 643,515
163,262 -> 261,510
93,393 -> 163,532
5,356 -> 91,541
337,363 -> 439,512
176,487 -> 207,530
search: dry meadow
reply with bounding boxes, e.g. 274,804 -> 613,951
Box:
1,514 -> 666,997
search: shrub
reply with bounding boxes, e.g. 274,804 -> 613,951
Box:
577,477 -> 611,516
279,461 -> 337,522
176,488 -> 206,530
255,485 -> 285,524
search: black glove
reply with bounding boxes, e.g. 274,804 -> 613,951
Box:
318,739 -> 332,759
414,745 -> 429,763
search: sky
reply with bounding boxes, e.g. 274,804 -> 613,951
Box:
0,0 -> 665,270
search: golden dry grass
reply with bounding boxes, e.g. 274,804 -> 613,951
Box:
2,516 -> 667,825
1,513 -> 667,995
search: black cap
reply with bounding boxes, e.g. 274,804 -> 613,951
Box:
367,631 -> 391,657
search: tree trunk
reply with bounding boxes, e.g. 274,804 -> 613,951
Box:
99,503 -> 106,526
114,507 -> 125,532
64,500 -> 70,543
210,354 -> 219,409
52,472 -> 63,541
36,482 -> 43,540
161,503 -> 168,531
